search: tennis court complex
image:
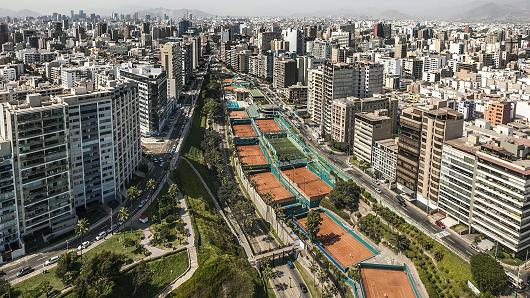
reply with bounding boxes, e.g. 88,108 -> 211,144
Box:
298,211 -> 375,268
232,123 -> 256,138
229,110 -> 248,119
268,137 -> 305,161
236,145 -> 268,166
282,167 -> 332,200
255,119 -> 282,134
250,172 -> 295,205
361,266 -> 417,298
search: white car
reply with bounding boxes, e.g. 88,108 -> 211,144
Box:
374,188 -> 382,194
44,256 -> 59,266
77,241 -> 91,251
95,231 -> 106,241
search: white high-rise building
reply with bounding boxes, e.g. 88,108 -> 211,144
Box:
0,94 -> 77,240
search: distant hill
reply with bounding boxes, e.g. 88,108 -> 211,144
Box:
452,1 -> 530,22
0,8 -> 40,18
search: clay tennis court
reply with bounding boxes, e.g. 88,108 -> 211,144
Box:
361,267 -> 416,298
250,172 -> 295,204
229,110 -> 248,119
282,167 -> 332,200
255,119 -> 282,134
236,145 -> 268,166
298,211 -> 375,268
232,123 -> 256,138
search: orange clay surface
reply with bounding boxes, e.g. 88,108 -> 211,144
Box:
232,124 -> 256,138
250,172 -> 295,204
255,119 -> 282,134
229,110 -> 248,119
281,167 -> 332,200
361,267 -> 416,298
298,211 -> 375,268
236,145 -> 268,166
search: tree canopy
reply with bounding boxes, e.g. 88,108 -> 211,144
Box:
470,253 -> 507,295
306,210 -> 323,242
327,180 -> 361,212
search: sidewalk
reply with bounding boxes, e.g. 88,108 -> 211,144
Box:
157,182 -> 198,297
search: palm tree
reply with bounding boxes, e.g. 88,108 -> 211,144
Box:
309,260 -> 319,284
147,179 -> 157,192
118,207 -> 130,225
168,184 -> 179,200
75,218 -> 89,256
392,234 -> 409,254
262,263 -> 274,291
317,268 -> 327,293
127,186 -> 141,205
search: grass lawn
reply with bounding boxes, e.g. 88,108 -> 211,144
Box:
83,230 -> 144,262
12,268 -> 64,297
294,261 -> 321,298
450,224 -> 468,234
109,250 -> 189,298
266,279 -> 276,298
13,230 -> 144,297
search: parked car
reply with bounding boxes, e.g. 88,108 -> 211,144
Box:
17,266 -> 33,277
287,260 -> 294,269
0,270 -> 5,277
95,231 -> 107,241
44,256 -> 59,266
77,241 -> 91,251
300,283 -> 308,293
435,220 -> 446,229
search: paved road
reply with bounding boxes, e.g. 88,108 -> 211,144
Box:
271,264 -> 311,298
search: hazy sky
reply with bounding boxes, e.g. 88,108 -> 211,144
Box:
0,0 -> 517,16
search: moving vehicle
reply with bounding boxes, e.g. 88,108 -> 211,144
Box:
17,266 -> 33,277
44,256 -> 59,266
435,220 -> 446,229
374,188 -> 382,194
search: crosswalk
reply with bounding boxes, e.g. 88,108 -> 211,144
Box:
435,231 -> 450,238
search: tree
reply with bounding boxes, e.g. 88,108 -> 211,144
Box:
306,210 -> 323,242
168,184 -> 179,200
74,251 -> 126,297
470,253 -> 507,295
131,261 -> 152,296
146,179 -> 157,192
261,263 -> 274,284
317,268 -> 327,291
75,218 -> 89,255
433,249 -> 444,262
30,281 -> 54,298
349,265 -> 361,282
327,180 -> 361,212
56,251 -> 82,284
309,260 -> 319,284
0,278 -> 11,298
127,186 -> 141,203
391,234 -> 410,253
118,207 -> 130,224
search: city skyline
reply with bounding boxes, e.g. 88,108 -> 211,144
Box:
0,0 -> 528,20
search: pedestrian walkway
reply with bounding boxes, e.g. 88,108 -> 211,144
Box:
157,182 -> 198,297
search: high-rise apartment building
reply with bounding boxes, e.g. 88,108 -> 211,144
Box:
0,138 -> 24,261
308,62 -> 385,136
353,111 -> 393,164
59,81 -> 140,207
160,42 -> 183,104
372,138 -> 399,182
273,58 -> 297,89
416,108 -> 464,209
0,95 -> 76,240
396,107 -> 425,195
0,23 -> 8,46
119,65 -> 168,136
282,28 -> 304,55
